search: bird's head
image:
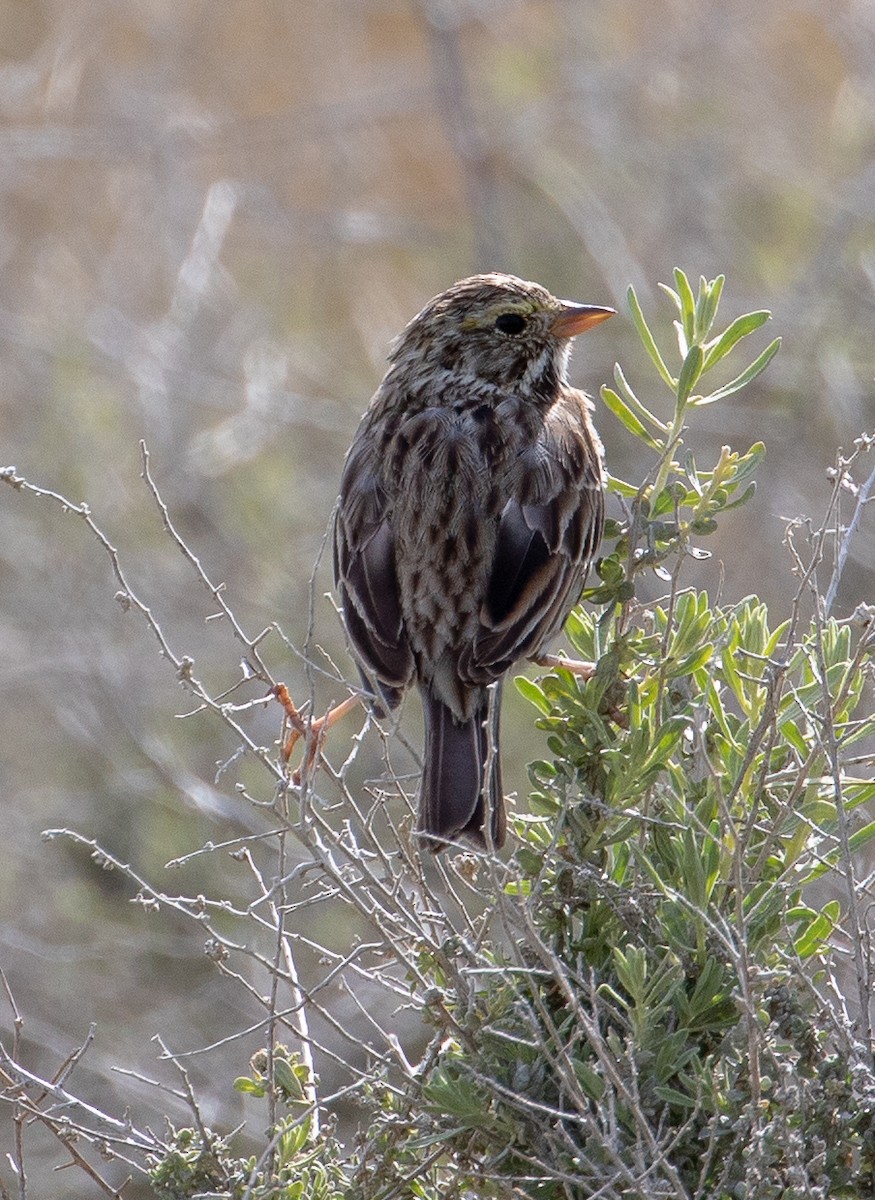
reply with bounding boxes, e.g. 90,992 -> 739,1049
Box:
388,273 -> 614,398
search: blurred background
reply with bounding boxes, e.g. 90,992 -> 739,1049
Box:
1,0 -> 874,1193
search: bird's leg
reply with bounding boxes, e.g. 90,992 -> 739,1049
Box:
530,652 -> 596,680
271,683 -> 362,785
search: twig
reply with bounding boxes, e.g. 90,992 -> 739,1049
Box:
824,434 -> 875,615
0,463 -> 287,785
140,440 -> 276,684
153,1037 -> 215,1154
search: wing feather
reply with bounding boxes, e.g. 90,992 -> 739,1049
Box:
334,432 -> 414,700
470,397 -> 604,678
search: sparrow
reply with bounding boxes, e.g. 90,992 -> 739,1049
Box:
333,273 -> 613,849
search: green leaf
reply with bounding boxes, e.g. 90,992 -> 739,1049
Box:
687,957 -> 728,1021
673,644 -> 714,676
702,311 -> 771,371
627,285 -> 676,389
729,442 -> 766,484
683,828 -> 707,908
657,281 -> 683,315
721,481 -> 757,510
791,900 -> 840,959
850,819 -> 875,854
277,1116 -> 310,1161
846,782 -> 875,810
613,363 -> 669,431
274,1055 -> 304,1099
606,472 -> 640,497
601,387 -> 663,448
674,268 -> 696,345
234,1076 -> 267,1096
699,274 -> 725,336
408,1127 -> 473,1150
681,449 -> 703,494
573,1060 -> 605,1101
627,839 -> 672,893
642,716 -> 687,770
696,337 -> 781,404
516,846 -> 545,874
424,1070 -> 491,1127
516,675 -> 551,714
654,1084 -> 697,1109
613,945 -> 647,999
693,276 -> 711,336
779,717 -> 808,759
677,344 -> 704,407
598,555 -> 626,586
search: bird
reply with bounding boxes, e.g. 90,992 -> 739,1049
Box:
333,273 -> 613,850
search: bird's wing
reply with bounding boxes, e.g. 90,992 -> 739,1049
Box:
468,397 -> 604,677
333,432 -> 413,696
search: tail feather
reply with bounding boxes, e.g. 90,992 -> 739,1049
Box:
420,686 -> 505,850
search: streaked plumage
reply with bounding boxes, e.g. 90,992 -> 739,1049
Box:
334,274 -> 613,849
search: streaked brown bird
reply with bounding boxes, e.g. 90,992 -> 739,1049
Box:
334,273 -> 613,849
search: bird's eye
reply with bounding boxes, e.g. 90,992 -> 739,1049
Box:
494,312 -> 528,336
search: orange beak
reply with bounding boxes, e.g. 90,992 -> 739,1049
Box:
550,302 -> 616,339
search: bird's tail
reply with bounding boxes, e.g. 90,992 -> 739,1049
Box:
419,685 -> 505,850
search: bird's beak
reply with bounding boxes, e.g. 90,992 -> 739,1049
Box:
550,303 -> 616,339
